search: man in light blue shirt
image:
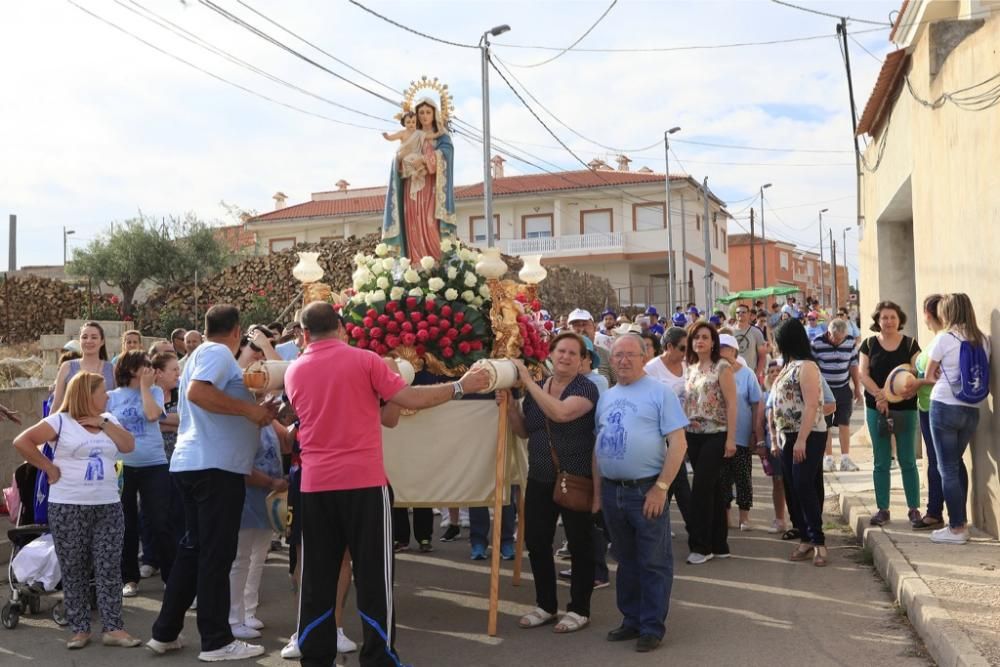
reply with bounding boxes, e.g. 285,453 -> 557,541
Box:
274,323 -> 302,362
718,335 -> 762,530
150,304 -> 276,661
595,335 -> 688,653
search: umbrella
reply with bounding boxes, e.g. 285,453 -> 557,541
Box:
716,285 -> 800,305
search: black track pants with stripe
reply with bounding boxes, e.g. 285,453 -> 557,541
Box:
297,486 -> 399,667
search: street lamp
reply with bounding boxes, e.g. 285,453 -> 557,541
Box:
480,24 -> 511,249
63,226 -> 76,265
818,208 -> 829,307
663,126 -> 681,314
756,182 -> 772,289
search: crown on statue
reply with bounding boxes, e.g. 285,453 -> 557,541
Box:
397,75 -> 453,128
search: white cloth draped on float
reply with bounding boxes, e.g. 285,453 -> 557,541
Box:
382,400 -> 527,507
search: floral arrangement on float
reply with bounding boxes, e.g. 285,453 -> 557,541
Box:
341,238 -> 551,376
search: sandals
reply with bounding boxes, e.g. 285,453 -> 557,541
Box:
553,611 -> 589,634
813,547 -> 829,567
519,607 -> 556,629
781,528 -> 801,541
789,544 -> 815,561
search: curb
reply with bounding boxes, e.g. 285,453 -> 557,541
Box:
836,491 -> 991,667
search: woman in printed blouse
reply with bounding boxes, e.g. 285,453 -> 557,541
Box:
683,322 -> 738,565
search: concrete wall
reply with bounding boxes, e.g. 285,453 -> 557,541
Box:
0,387 -> 51,492
858,10 -> 1000,536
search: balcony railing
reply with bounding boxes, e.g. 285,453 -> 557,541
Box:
504,232 -> 623,256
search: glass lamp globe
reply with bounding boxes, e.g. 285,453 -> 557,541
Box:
292,252 -> 325,283
518,255 -> 547,285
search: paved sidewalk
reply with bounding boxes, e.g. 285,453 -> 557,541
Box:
825,418 -> 1000,667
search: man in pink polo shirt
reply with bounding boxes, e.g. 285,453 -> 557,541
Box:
285,302 -> 489,667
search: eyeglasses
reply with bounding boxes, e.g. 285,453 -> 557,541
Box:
675,345 -> 687,351
736,310 -> 749,315
611,352 -> 642,361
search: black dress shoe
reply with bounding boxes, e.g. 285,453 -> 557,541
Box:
635,634 -> 662,652
606,625 -> 641,642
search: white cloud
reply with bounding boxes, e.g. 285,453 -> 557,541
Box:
0,0 -> 894,278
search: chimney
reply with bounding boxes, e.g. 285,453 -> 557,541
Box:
587,158 -> 612,171
491,155 -> 506,179
636,166 -> 653,173
616,154 -> 632,172
335,179 -> 350,192
8,214 -> 16,272
273,192 -> 288,210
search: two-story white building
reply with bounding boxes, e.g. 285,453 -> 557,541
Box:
246,159 -> 731,313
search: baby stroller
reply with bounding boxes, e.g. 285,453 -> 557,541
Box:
2,461 -> 69,629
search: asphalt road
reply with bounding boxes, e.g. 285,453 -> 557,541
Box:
1,472 -> 931,667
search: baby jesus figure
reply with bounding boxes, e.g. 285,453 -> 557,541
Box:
383,111 -> 444,200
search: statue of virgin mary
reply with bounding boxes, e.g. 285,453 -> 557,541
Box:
381,97 -> 457,261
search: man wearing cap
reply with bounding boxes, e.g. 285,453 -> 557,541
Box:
568,309 -> 615,385
599,309 -> 617,336
805,312 -> 826,341
732,305 -> 767,384
685,306 -> 700,327
645,307 -> 664,337
671,312 -> 687,328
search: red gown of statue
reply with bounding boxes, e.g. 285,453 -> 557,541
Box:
401,139 -> 441,261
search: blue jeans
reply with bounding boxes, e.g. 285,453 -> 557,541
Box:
601,479 -> 673,640
469,498 -> 516,550
918,410 -> 947,520
929,401 -> 979,528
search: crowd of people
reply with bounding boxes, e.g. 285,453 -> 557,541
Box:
6,287 -> 990,663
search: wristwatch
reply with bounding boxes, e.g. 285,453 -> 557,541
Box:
655,479 -> 669,492
451,381 -> 465,401
100,417 -> 109,430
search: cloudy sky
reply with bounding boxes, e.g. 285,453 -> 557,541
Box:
1,0 -> 901,280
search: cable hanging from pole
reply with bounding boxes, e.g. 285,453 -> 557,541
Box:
502,0 -> 617,68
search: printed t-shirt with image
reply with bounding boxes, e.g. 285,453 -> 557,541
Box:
107,385 -> 167,468
42,412 -> 123,505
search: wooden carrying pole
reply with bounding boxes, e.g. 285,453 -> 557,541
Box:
487,391 -> 509,636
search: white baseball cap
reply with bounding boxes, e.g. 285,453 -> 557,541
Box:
567,308 -> 593,323
719,333 -> 739,349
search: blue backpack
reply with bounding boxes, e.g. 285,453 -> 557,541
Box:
942,333 -> 990,404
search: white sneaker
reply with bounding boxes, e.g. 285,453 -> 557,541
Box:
889,458 -> 899,471
146,636 -> 184,654
337,628 -> 357,653
823,456 -> 836,472
685,462 -> 694,475
198,640 -> 265,662
686,552 -> 714,565
767,519 -> 786,534
244,615 -> 264,630
122,582 -> 138,597
840,456 -> 860,472
139,564 -> 159,579
739,522 -> 753,532
230,623 -> 261,640
281,634 -> 301,660
930,527 -> 969,545
190,596 -> 198,610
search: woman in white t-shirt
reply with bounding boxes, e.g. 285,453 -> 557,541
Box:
922,293 -> 991,545
644,326 -> 687,399
13,372 -> 139,650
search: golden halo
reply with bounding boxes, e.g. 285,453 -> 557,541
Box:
399,75 -> 453,129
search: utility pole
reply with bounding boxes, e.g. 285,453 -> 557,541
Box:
818,208 -> 829,307
760,183 -> 772,287
843,226 -> 850,288
749,207 -> 756,289
8,215 -> 16,272
680,195 -> 688,304
664,127 -> 681,313
831,230 -> 838,308
703,177 -> 712,311
480,24 -> 511,249
63,226 -> 76,265
837,19 -> 865,246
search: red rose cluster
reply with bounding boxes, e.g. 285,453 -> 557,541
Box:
518,313 -> 549,361
345,296 -> 484,361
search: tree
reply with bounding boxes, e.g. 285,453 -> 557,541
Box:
67,214 -> 231,316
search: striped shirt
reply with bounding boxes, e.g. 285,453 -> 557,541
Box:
811,334 -> 859,389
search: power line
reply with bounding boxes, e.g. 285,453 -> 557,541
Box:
66,0 -> 386,131
769,0 -> 892,26
848,33 -> 884,64
673,138 -> 852,154
496,26 -> 887,53
504,0 -> 617,68
904,70 -> 1000,110
197,0 -> 400,106
120,0 -> 394,124
234,0 -> 403,98
346,0 -> 478,49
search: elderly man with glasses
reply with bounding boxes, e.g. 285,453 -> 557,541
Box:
732,306 -> 768,384
594,335 -> 689,653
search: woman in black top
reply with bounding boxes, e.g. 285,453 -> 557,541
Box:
858,301 -> 922,527
502,331 -> 599,634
